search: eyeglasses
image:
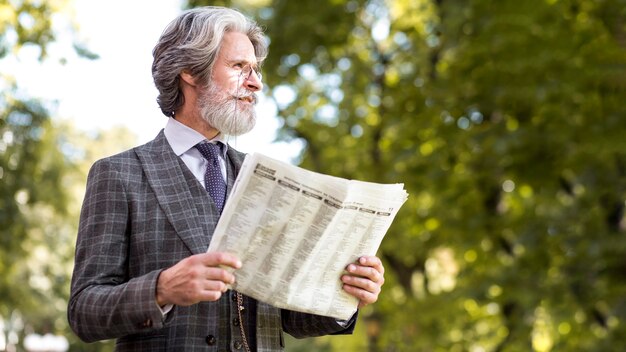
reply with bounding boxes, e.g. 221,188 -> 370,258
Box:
238,64 -> 262,82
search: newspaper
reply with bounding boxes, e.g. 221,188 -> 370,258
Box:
207,153 -> 408,320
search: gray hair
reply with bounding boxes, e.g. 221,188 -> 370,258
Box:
152,6 -> 268,117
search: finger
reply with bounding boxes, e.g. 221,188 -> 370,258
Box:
341,274 -> 381,294
358,256 -> 385,275
199,288 -> 224,302
202,279 -> 230,293
346,263 -> 384,285
175,276 -> 231,305
204,267 -> 236,285
342,283 -> 378,308
196,279 -> 233,302
200,252 -> 242,269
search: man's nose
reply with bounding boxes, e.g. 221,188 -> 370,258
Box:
243,71 -> 263,92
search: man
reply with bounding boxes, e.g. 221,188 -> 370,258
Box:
68,6 -> 385,351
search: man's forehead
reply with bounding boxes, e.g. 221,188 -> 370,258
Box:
218,32 -> 256,60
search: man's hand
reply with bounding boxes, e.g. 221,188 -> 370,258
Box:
156,252 -> 241,307
341,256 -> 385,309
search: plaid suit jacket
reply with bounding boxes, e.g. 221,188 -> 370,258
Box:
68,131 -> 354,351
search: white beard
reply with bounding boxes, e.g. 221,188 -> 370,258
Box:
198,82 -> 257,136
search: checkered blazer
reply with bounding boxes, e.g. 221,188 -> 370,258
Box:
68,131 -> 354,351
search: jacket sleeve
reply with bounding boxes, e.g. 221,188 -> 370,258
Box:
67,158 -> 166,342
281,309 -> 358,338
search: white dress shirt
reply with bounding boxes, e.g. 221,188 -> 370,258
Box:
163,117 -> 228,185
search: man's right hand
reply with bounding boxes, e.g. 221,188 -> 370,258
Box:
155,252 -> 241,307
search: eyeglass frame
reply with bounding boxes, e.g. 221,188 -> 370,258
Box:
237,63 -> 263,82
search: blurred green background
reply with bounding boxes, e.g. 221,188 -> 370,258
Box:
2,0 -> 626,351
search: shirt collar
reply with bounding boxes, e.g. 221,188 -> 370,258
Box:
164,117 -> 228,157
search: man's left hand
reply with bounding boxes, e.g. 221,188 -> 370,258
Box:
341,256 -> 385,309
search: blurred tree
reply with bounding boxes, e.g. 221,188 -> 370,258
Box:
0,1 -> 124,351
185,0 -> 626,351
1,0 -> 73,348
0,83 -> 73,350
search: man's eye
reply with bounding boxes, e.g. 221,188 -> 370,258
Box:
233,63 -> 244,68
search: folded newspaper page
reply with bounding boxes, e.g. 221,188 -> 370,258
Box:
208,153 -> 408,320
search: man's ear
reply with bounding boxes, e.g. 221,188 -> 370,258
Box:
180,70 -> 197,86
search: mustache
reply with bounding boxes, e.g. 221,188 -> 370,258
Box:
232,90 -> 257,104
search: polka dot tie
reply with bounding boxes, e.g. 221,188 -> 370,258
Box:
195,142 -> 226,213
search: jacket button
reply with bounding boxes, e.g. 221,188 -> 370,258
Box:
234,341 -> 242,350
233,317 -> 240,327
140,319 -> 152,328
205,335 -> 216,345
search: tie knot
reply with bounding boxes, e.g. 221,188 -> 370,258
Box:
195,143 -> 222,165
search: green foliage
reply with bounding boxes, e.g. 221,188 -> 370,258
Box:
0,94 -> 133,352
0,82 -> 72,334
0,1 -> 119,350
0,0 -> 58,59
187,0 -> 626,350
0,0 -> 71,336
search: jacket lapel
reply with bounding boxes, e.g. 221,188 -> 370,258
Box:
225,146 -> 246,196
135,131 -> 217,255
